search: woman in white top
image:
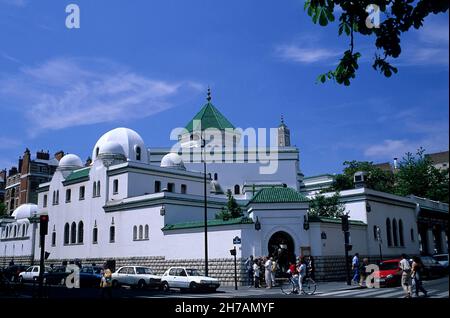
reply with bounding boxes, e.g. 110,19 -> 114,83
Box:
264,257 -> 273,288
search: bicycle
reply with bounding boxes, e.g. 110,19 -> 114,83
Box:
280,275 -> 317,295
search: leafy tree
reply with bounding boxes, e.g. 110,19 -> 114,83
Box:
305,0 -> 449,85
332,160 -> 395,192
395,148 -> 449,203
215,190 -> 243,219
309,191 -> 346,218
0,202 -> 6,217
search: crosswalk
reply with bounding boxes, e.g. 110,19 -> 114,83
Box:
317,287 -> 448,298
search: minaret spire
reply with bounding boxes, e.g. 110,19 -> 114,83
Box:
206,86 -> 212,102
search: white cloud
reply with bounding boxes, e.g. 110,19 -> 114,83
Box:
275,44 -> 339,64
0,57 -> 202,135
0,0 -> 27,7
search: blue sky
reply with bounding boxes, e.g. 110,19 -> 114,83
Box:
0,0 -> 448,176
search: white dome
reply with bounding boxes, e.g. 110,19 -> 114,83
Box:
99,141 -> 126,156
59,154 -> 83,169
12,204 -> 39,220
92,128 -> 147,163
161,153 -> 185,170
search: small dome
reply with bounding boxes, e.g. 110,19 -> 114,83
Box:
99,141 -> 126,156
210,180 -> 224,194
92,127 -> 147,163
59,154 -> 83,169
161,153 -> 185,170
12,204 -> 39,220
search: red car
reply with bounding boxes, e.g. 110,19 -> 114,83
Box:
374,259 -> 402,287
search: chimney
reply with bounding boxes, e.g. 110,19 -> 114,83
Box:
20,148 -> 31,175
54,151 -> 65,161
36,149 -> 50,160
393,158 -> 398,170
9,167 -> 18,177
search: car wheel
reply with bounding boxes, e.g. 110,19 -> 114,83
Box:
112,280 -> 120,288
18,276 -> 24,284
61,277 -> 66,286
162,281 -> 170,292
189,282 -> 199,292
138,280 -> 146,289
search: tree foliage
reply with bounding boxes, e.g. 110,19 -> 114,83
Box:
0,202 -> 6,217
304,0 -> 449,85
309,191 -> 346,218
215,190 -> 243,219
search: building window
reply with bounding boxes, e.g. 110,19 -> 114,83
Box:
133,226 -> 137,241
97,181 -> 101,197
410,228 -> 415,242
214,173 -> 218,181
113,179 -> 119,194
93,182 -> 97,198
22,224 -> 26,237
66,189 -> 71,203
43,194 -> 48,208
136,147 -> 141,161
70,222 -> 77,244
392,219 -> 398,247
78,221 -> 84,244
181,184 -> 187,194
399,219 -> 404,246
79,186 -> 85,200
56,190 -> 59,205
234,184 -> 240,195
52,191 -> 56,205
144,225 -> 149,239
13,225 -> 17,237
167,183 -> 175,193
52,231 -> 56,246
139,225 -> 143,240
155,181 -> 161,193
386,218 -> 392,247
109,226 -> 115,243
373,226 -> 378,240
93,227 -> 98,244
95,147 -> 100,158
64,223 -> 70,245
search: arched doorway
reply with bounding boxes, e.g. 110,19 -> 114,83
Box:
268,231 -> 295,274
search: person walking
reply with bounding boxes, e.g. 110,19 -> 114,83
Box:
399,254 -> 412,298
253,260 -> 260,288
297,258 -> 307,294
307,256 -> 315,281
264,257 -> 273,288
411,256 -> 428,297
100,268 -> 113,298
359,258 -> 369,287
244,255 -> 254,287
351,253 -> 360,285
271,258 -> 277,287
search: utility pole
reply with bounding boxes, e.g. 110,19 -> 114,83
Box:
341,214 -> 351,286
38,214 -> 48,298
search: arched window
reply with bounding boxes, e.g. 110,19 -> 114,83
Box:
214,173 -> 218,181
133,226 -> 137,240
52,191 -> 56,205
139,225 -> 143,240
92,227 -> 98,244
13,225 -> 17,237
392,219 -> 398,247
109,226 -> 115,243
97,181 -> 101,197
386,218 -> 392,247
78,221 -> 84,244
136,147 -> 141,161
113,179 -> 119,194
70,222 -> 77,244
144,225 -> 149,239
373,226 -> 378,240
43,194 -> 48,207
234,184 -> 240,195
66,189 -> 71,202
56,190 -> 59,204
52,231 -> 56,246
93,182 -> 97,198
410,228 -> 415,242
95,147 -> 100,158
399,219 -> 404,246
22,224 -> 26,237
5,227 -> 9,238
64,223 -> 70,244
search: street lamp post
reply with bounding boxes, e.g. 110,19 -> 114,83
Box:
202,133 -> 209,277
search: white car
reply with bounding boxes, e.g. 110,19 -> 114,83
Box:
18,265 -> 52,283
433,254 -> 449,269
111,266 -> 161,289
161,267 -> 220,292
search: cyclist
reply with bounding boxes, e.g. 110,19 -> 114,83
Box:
287,261 -> 299,293
297,258 -> 307,294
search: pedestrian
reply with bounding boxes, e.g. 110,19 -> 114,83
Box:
359,258 -> 369,287
351,253 -> 360,285
264,256 -> 273,288
100,268 -> 113,298
271,258 -> 277,287
399,254 -> 412,298
297,258 -> 307,294
244,255 -> 254,287
307,256 -> 315,281
253,260 -> 260,288
411,256 -> 428,297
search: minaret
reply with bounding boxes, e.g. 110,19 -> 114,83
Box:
278,115 -> 291,147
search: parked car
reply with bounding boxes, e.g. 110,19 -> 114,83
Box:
2,265 -> 28,282
419,256 -> 447,279
43,266 -> 72,285
111,266 -> 161,289
374,259 -> 402,287
433,254 -> 449,270
18,265 -> 52,283
161,267 -> 220,292
79,266 -> 103,287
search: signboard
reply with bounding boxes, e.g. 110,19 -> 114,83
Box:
233,236 -> 241,245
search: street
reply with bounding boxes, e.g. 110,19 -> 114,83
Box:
1,276 -> 448,299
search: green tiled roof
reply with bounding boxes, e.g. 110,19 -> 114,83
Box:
162,216 -> 253,231
309,215 -> 366,226
249,187 -> 309,204
185,102 -> 235,132
63,167 -> 90,185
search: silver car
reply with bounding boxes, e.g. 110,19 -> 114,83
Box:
111,266 -> 161,289
161,267 -> 220,292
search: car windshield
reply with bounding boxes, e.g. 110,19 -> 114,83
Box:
379,262 -> 399,270
433,255 -> 448,262
185,269 -> 202,276
136,267 -> 153,275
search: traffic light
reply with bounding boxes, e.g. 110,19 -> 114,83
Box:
40,214 -> 49,236
230,248 -> 236,256
341,214 -> 349,232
